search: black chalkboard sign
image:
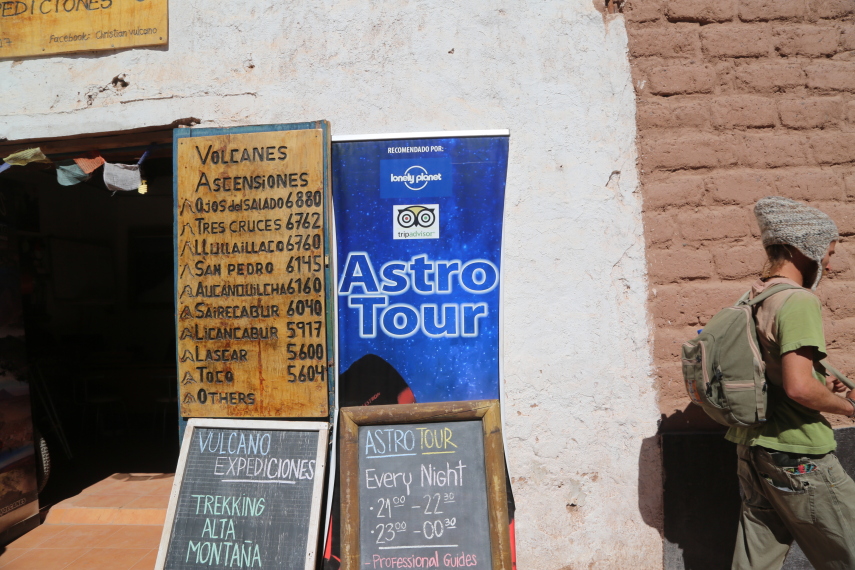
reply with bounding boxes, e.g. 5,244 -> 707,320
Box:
340,401 -> 511,570
156,419 -> 329,570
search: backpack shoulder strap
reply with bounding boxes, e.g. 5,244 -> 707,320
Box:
741,283 -> 803,306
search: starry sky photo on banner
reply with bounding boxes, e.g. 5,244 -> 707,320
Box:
332,135 -> 509,404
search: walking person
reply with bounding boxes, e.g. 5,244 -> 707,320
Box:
727,197 -> 855,569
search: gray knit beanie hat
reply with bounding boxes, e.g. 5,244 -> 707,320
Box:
754,196 -> 839,289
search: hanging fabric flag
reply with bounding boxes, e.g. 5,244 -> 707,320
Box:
0,163 -> 10,174
55,160 -> 91,186
73,152 -> 106,174
3,148 -> 50,166
103,162 -> 141,193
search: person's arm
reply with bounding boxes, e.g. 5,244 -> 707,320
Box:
782,347 -> 855,416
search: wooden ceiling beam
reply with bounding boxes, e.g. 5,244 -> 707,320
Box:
0,118 -> 199,159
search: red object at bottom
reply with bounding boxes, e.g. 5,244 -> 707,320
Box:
509,518 -> 517,569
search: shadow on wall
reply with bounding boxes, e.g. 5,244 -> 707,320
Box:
637,435 -> 665,537
661,427 -> 741,570
657,407 -> 855,569
635,406 -> 727,565
660,405 -> 726,433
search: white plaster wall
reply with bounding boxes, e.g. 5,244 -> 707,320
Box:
1,2 -> 662,567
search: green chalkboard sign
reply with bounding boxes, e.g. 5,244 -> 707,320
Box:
156,419 -> 329,570
340,401 -> 511,570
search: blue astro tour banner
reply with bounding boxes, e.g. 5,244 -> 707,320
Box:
332,133 -> 509,406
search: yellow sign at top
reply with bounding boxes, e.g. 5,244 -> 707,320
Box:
0,0 -> 167,59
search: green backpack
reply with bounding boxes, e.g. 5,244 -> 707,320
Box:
682,284 -> 855,428
681,284 -> 798,428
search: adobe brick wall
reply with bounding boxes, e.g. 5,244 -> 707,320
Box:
624,0 -> 855,430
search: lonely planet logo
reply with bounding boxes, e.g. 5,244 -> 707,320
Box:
391,165 -> 443,191
393,204 -> 439,240
380,158 -> 452,198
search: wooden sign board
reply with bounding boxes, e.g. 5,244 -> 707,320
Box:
174,122 -> 332,418
340,400 -> 512,570
156,419 -> 329,570
0,0 -> 167,59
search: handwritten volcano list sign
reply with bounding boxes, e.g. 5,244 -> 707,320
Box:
156,419 -> 329,570
341,401 -> 511,570
175,123 -> 331,418
0,0 -> 167,59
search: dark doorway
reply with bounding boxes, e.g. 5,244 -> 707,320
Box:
1,138 -> 180,512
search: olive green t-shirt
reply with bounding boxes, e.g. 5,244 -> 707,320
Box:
725,287 -> 836,455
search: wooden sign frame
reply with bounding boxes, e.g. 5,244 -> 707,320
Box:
156,418 -> 329,570
339,400 -> 511,570
173,121 -> 335,419
0,0 -> 168,60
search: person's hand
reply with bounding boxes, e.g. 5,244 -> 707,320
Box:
828,377 -> 849,393
844,390 -> 855,417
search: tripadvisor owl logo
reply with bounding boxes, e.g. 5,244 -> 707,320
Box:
393,204 -> 439,240
397,205 -> 435,228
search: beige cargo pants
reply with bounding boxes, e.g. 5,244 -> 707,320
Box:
732,444 -> 855,570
